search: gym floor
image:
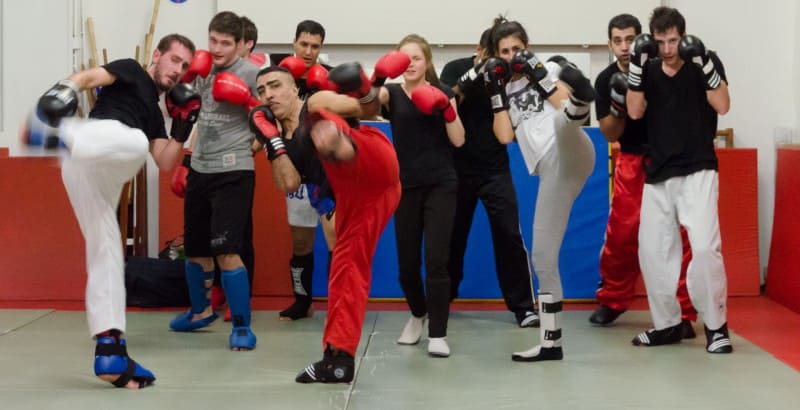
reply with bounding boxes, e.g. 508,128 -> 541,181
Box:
0,296 -> 798,409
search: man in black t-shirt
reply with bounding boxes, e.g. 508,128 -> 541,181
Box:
590,14 -> 697,334
627,7 -> 732,354
440,29 -> 538,328
23,34 -> 199,388
270,19 -> 332,100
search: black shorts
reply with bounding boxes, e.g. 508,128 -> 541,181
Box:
183,169 -> 255,257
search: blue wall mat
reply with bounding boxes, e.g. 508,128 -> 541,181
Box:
312,123 -> 609,300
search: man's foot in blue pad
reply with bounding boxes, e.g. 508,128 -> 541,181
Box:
296,348 -> 354,384
169,309 -> 218,332
230,326 -> 257,351
94,332 -> 155,389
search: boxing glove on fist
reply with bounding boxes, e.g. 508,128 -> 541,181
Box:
511,50 -> 556,98
483,58 -> 511,113
249,105 -> 286,161
608,72 -> 629,118
371,51 -> 411,87
212,72 -> 259,110
411,84 -> 456,122
679,35 -> 722,90
628,34 -> 658,91
279,56 -> 307,80
166,83 -> 201,143
36,79 -> 79,127
181,50 -> 212,83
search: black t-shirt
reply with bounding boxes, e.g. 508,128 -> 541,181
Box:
382,83 -> 458,189
269,53 -> 333,101
283,103 -> 333,199
643,52 -> 727,183
440,56 -> 510,177
90,58 -> 166,140
594,62 -> 647,155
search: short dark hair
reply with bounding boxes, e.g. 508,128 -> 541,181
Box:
489,15 -> 528,55
209,11 -> 243,42
608,13 -> 642,39
295,20 -> 325,43
649,7 -> 685,36
241,16 -> 257,52
156,33 -> 196,56
257,65 -> 291,78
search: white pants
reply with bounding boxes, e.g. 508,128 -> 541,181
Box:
638,169 -> 727,330
286,183 -> 318,228
59,119 -> 150,337
531,113 -> 595,302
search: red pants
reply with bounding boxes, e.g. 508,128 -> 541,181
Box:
320,125 -> 401,356
597,152 -> 696,321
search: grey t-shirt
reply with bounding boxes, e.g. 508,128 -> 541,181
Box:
192,58 -> 258,173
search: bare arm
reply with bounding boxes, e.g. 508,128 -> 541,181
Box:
68,66 -> 117,90
271,155 -> 302,192
626,89 -> 646,120
492,110 -> 515,145
149,138 -> 186,171
444,96 -> 465,147
307,90 -> 362,118
598,115 -> 626,142
706,81 -> 730,115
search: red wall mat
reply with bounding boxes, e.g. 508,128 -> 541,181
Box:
635,148 -> 760,296
0,156 -> 87,301
766,147 -> 800,313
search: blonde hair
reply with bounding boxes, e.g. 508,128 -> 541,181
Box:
397,34 -> 440,86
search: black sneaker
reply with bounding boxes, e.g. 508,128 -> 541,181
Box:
631,323 -> 683,346
279,298 -> 313,321
514,310 -> 540,328
589,305 -> 625,325
295,350 -> 355,384
704,323 -> 733,354
680,319 -> 696,339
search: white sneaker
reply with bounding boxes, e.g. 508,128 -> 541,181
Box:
427,337 -> 450,357
397,315 -> 426,345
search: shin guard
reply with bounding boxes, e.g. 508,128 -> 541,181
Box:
512,293 -> 563,362
222,267 -> 256,349
169,262 -> 217,331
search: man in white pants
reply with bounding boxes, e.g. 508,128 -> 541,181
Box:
627,6 -> 732,353
23,34 -> 199,388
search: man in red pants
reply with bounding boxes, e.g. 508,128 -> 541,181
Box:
251,54 -> 408,383
591,13 -> 696,337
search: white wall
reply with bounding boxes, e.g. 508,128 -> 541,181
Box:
1,1 -> 797,272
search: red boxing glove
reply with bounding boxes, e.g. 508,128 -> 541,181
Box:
249,106 -> 286,161
181,50 -> 212,83
249,52 -> 267,67
411,84 -> 456,122
212,72 -> 259,111
306,64 -> 335,91
371,51 -> 411,87
170,151 -> 191,198
278,56 -> 307,80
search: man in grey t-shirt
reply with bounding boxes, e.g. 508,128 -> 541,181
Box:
168,11 -> 259,352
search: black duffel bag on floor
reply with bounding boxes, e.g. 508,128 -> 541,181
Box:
125,256 -> 190,307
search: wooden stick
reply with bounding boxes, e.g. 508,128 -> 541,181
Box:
142,0 -> 160,67
86,17 -> 99,68
102,48 -> 108,65
135,45 -> 140,64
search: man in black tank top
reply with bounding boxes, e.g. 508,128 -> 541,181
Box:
627,7 -> 733,354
